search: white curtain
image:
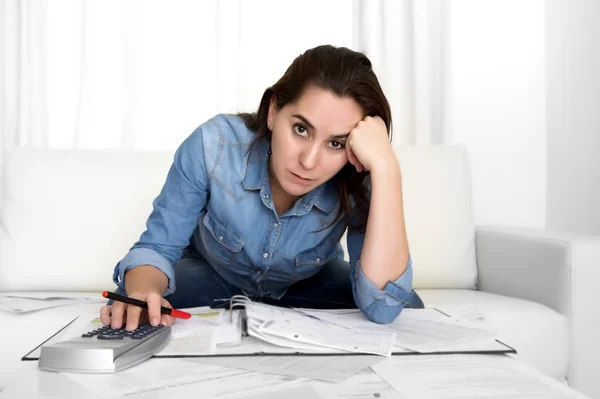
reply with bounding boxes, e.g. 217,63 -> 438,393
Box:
1,0 -> 448,152
353,0 -> 449,145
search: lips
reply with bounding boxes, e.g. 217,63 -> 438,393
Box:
290,171 -> 314,184
292,172 -> 311,180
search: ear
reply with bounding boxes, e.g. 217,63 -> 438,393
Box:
267,95 -> 277,129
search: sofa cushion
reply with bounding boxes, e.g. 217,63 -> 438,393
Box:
394,144 -> 477,289
0,148 -> 174,291
416,288 -> 569,381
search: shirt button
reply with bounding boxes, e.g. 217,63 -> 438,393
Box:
263,252 -> 269,259
273,222 -> 279,228
218,236 -> 224,241
315,258 -> 321,264
263,194 -> 269,199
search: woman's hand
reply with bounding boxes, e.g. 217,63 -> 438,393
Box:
99,266 -> 173,331
345,115 -> 397,173
100,293 -> 175,331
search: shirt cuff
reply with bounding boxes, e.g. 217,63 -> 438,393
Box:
354,256 -> 414,308
112,247 -> 176,296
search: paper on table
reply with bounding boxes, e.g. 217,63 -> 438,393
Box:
257,318 -> 396,356
160,323 -> 242,355
310,368 -> 403,399
64,358 -> 306,398
0,295 -> 104,314
244,302 -> 395,356
231,383 -> 323,399
299,308 -> 498,353
214,335 -> 328,356
432,304 -> 507,327
189,355 -> 384,383
169,307 -> 222,339
0,292 -> 104,300
371,354 -> 589,399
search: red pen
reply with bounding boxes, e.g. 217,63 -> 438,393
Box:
102,291 -> 191,320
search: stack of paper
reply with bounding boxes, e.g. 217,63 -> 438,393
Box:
244,302 -> 396,356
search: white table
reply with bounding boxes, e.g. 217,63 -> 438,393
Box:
0,302 -> 591,399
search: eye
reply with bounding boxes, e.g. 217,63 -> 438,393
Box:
329,140 -> 345,150
293,124 -> 308,137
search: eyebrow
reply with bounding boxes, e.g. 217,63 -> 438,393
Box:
291,114 -> 350,140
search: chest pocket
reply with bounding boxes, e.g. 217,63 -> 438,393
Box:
293,243 -> 339,281
199,212 -> 245,264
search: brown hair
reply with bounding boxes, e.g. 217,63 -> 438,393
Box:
238,44 -> 392,234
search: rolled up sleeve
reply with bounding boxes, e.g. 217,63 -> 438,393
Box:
351,257 -> 414,324
347,224 -> 414,324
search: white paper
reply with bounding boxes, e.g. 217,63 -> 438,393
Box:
214,335 -> 328,356
244,303 -> 395,356
298,308 -> 499,353
159,328 -> 215,356
371,354 -> 590,399
189,355 -> 384,383
257,318 -> 395,356
169,308 -> 222,339
436,306 -> 488,322
64,358 -> 305,398
310,368 -> 403,399
248,323 -> 334,353
0,292 -> 104,300
231,383 -> 323,399
0,295 -> 104,314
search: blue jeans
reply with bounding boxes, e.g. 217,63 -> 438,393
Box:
112,250 -> 425,311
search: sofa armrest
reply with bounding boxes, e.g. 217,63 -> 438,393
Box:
475,225 -> 600,397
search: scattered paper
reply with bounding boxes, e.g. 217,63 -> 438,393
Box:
189,355 -> 384,383
64,358 -> 305,398
170,308 -> 222,339
0,295 -> 104,314
214,335 -> 328,356
298,308 -> 499,353
0,292 -> 103,300
310,368 -> 403,399
432,304 -> 506,326
230,383 -> 323,399
371,354 -> 589,399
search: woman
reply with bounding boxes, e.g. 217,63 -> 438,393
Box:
101,44 -> 424,331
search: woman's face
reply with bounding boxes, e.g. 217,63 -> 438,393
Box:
267,85 -> 364,201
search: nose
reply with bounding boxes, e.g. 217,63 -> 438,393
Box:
299,143 -> 319,170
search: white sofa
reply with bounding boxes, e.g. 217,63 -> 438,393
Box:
0,144 -> 599,398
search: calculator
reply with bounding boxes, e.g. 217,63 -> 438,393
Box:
38,323 -> 171,373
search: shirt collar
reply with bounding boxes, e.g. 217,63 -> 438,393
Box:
242,137 -> 338,215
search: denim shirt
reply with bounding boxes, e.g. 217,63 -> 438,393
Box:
112,114 -> 414,324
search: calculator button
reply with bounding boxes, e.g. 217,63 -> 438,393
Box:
97,334 -> 124,340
